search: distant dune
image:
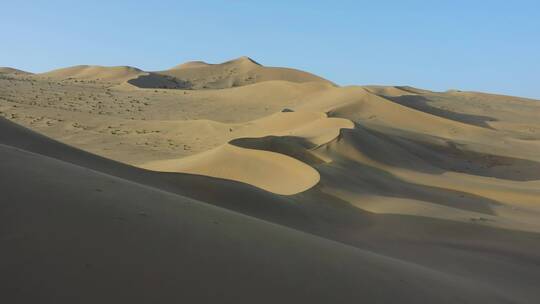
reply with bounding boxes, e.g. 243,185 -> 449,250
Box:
129,56 -> 333,89
170,60 -> 212,69
30,57 -> 333,90
0,67 -> 32,75
1,57 -> 540,303
149,56 -> 335,89
38,65 -> 144,83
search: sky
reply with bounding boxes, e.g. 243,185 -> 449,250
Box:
2,0 -> 539,99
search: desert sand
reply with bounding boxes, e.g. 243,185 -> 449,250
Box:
1,57 -> 540,303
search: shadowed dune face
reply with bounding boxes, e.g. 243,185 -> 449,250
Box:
2,58 -> 540,303
127,73 -> 192,89
318,156 -> 503,215
338,124 -> 540,181
230,136 -> 327,165
4,142 -> 531,304
379,94 -> 498,129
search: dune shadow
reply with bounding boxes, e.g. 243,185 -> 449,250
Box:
230,135 -> 326,165
127,73 -> 193,89
342,125 -> 540,181
380,94 -> 497,129
317,160 -> 501,215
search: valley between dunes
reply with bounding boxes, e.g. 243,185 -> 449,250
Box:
1,58 -> 540,303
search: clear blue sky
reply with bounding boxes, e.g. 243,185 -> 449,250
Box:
2,0 -> 539,98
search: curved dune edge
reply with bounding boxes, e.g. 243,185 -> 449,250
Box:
140,112 -> 354,195
141,143 -> 320,195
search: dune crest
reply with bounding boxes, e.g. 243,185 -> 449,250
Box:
141,111 -> 353,195
142,143 -> 320,195
130,57 -> 332,90
38,65 -> 144,83
170,60 -> 209,69
0,67 -> 32,75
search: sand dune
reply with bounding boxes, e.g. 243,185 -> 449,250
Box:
147,56 -> 335,89
39,65 -> 144,83
0,67 -> 32,75
142,143 -> 320,195
32,57 -> 334,90
141,111 -> 352,194
170,60 -> 211,69
1,57 -> 540,303
363,85 -> 423,96
2,140 -> 517,303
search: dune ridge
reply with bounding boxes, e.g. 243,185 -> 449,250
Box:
0,67 -> 32,75
38,65 -> 144,83
133,56 -> 333,89
141,111 -> 353,194
32,57 -> 334,91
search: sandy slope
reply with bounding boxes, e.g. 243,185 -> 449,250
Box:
140,111 -> 353,194
39,65 -> 145,83
1,58 -> 540,303
1,141 -> 517,304
0,67 -> 32,75
141,143 -> 321,195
